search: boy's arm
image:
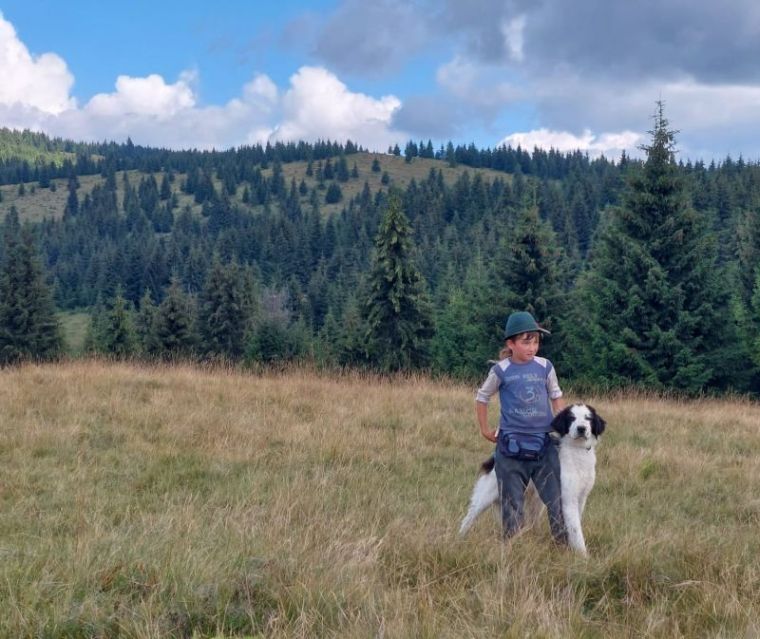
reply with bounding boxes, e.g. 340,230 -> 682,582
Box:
476,401 -> 497,443
551,396 -> 566,414
475,367 -> 500,444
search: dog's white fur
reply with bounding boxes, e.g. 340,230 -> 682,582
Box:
459,403 -> 605,556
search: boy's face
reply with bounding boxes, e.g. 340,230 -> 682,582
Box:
507,332 -> 540,363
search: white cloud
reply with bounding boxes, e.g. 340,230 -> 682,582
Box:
500,127 -> 641,157
0,15 -> 405,151
0,12 -> 75,114
272,66 -> 402,150
84,72 -> 196,119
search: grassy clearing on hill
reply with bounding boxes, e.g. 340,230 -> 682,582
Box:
0,153 -> 508,224
1,360 -> 758,638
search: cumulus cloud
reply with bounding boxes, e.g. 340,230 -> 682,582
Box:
0,12 -> 76,114
419,0 -> 760,158
84,72 -> 196,119
272,67 -> 403,150
0,12 -> 407,150
500,128 -> 641,157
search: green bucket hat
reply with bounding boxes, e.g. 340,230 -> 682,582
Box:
504,311 -> 550,340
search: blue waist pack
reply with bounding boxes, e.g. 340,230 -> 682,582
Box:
498,432 -> 550,461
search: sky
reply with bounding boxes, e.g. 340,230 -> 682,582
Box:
2,0 -> 760,162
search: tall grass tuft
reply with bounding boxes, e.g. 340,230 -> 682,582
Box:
1,360 -> 758,637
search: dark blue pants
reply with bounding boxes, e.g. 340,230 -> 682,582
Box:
494,443 -> 568,544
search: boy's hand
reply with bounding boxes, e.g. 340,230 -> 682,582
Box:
481,429 -> 497,443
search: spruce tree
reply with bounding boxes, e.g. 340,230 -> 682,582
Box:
750,271 -> 760,371
0,208 -> 62,364
136,291 -> 159,356
492,205 -> 566,365
150,277 -> 198,360
733,205 -> 760,380
94,291 -> 138,358
573,103 -> 732,392
198,258 -> 256,359
364,190 -> 433,371
63,177 -> 78,219
430,257 -> 495,379
325,182 -> 342,204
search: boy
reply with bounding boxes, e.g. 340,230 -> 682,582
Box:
475,311 -> 567,543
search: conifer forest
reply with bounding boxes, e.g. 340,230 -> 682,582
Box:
1,108 -> 759,395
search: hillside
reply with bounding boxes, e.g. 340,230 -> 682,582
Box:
0,127 -> 77,166
1,360 -> 758,637
0,130 -> 759,393
0,151 -> 510,223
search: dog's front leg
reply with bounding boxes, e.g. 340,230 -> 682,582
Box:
562,494 -> 587,556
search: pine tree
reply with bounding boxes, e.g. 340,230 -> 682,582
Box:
198,258 -> 257,359
160,173 -> 172,201
364,190 -> 433,371
430,257 -> 495,379
63,177 -> 79,219
572,103 -> 733,392
493,205 -> 566,365
336,155 -> 350,182
135,291 -> 159,356
325,182 -> 343,204
94,291 -> 138,358
0,208 -> 62,364
750,271 -> 760,370
734,205 -> 760,380
149,277 -> 198,360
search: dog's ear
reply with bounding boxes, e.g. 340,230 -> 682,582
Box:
588,405 -> 606,437
551,406 -> 572,436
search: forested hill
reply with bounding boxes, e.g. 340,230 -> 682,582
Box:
1,123 -> 759,394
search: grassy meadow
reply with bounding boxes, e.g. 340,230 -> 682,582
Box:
1,360 -> 759,638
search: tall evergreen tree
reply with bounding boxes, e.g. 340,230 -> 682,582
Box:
430,256 -> 496,379
198,258 -> 257,359
63,177 -> 79,220
0,208 -> 62,364
492,204 -> 566,365
734,205 -> 760,381
364,191 -> 433,371
572,104 -> 734,391
91,291 -> 138,358
149,277 -> 198,360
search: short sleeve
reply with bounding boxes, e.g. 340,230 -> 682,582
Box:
475,366 -> 501,404
546,365 -> 563,400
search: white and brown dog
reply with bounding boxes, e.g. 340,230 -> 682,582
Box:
459,404 -> 606,556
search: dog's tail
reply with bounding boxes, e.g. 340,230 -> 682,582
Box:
459,455 -> 499,536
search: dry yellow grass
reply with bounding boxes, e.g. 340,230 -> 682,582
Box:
1,360 -> 758,637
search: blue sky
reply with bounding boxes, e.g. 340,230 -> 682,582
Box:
3,1 -> 760,161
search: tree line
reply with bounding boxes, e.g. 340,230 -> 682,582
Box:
1,108 -> 759,394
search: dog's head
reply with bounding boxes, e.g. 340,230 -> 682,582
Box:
551,403 -> 606,445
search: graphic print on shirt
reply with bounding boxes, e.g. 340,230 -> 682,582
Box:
513,372 -> 547,419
